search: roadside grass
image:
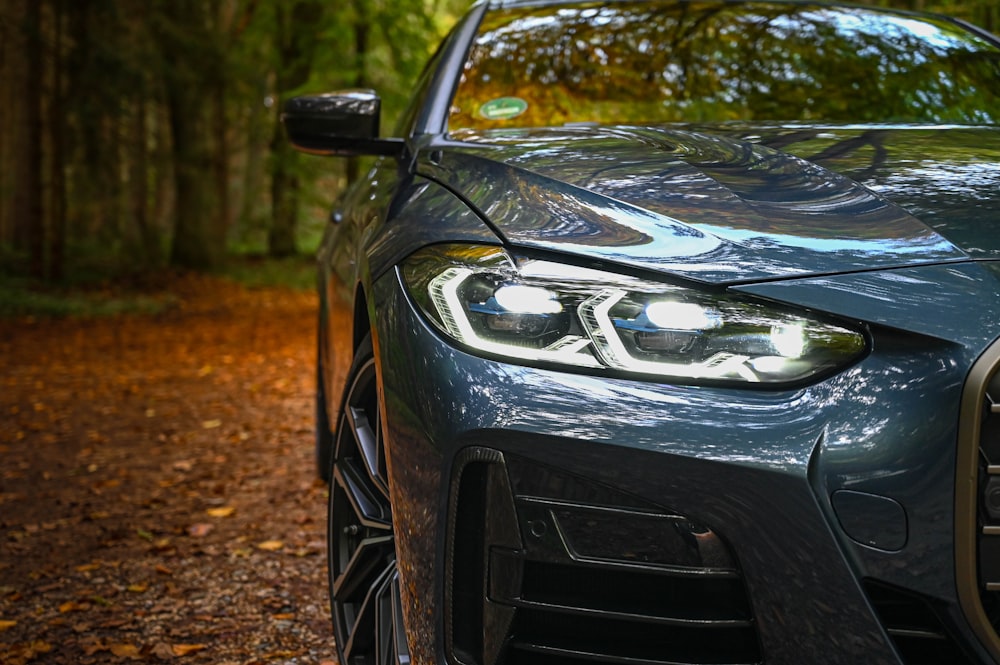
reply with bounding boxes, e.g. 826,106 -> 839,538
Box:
0,254 -> 316,319
216,254 -> 316,291
0,278 -> 178,319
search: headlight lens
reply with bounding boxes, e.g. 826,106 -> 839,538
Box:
402,244 -> 866,384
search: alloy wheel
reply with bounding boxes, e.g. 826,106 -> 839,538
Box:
329,350 -> 409,665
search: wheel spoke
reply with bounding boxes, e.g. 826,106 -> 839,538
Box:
391,570 -> 411,665
342,561 -> 393,663
375,565 -> 395,665
336,461 -> 390,528
333,531 -> 393,599
348,404 -> 390,500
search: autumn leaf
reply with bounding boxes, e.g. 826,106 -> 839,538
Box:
0,620 -> 16,631
256,540 -> 284,551
58,601 -> 89,613
205,506 -> 235,518
187,523 -> 213,537
75,562 -> 100,572
201,419 -> 222,429
111,643 -> 141,658
126,584 -> 148,593
152,537 -> 171,550
172,643 -> 207,656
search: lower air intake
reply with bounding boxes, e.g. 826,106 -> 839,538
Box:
446,448 -> 761,665
864,580 -> 974,665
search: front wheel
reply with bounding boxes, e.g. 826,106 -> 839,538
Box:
328,337 -> 409,665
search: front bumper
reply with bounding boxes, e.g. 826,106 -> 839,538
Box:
371,263 -> 1000,665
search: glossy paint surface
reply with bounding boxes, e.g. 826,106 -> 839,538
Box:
420,125 -> 1000,283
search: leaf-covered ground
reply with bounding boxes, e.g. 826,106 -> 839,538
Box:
0,275 -> 336,664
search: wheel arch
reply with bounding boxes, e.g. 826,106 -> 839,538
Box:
353,284 -> 372,356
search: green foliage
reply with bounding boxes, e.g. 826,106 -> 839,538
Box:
217,255 -> 317,291
0,278 -> 177,319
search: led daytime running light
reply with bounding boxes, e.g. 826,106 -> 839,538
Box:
428,267 -> 600,367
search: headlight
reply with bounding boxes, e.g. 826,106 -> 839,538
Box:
401,244 -> 867,385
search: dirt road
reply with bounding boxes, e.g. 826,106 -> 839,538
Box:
0,274 -> 336,664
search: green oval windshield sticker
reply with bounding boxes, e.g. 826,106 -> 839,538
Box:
479,97 -> 528,120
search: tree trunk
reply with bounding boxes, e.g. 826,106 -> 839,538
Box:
237,82 -> 271,243
268,116 -> 299,257
162,0 -> 223,270
213,73 -> 231,252
0,0 -> 19,249
48,0 -> 67,281
167,84 -> 220,269
267,0 -> 325,258
8,0 -> 45,277
131,97 -> 161,265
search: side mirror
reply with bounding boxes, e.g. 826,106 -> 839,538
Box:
282,89 -> 405,157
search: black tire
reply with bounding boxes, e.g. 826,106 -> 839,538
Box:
328,336 -> 409,665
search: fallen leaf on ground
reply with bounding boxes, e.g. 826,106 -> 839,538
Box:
205,506 -> 235,518
201,419 -> 221,429
187,523 -> 213,537
172,643 -> 207,656
256,540 -> 283,551
152,538 -> 172,552
58,600 -> 89,613
0,619 -> 16,631
111,643 -> 141,658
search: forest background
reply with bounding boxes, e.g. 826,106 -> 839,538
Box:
0,0 -> 997,287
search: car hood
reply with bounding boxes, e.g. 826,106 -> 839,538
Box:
418,125 -> 1000,284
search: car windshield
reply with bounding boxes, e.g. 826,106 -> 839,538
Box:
448,1 -> 1000,132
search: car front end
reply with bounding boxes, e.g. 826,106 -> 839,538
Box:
284,1 -> 1000,663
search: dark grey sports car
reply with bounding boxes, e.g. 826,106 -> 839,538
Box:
283,1 -> 1000,664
